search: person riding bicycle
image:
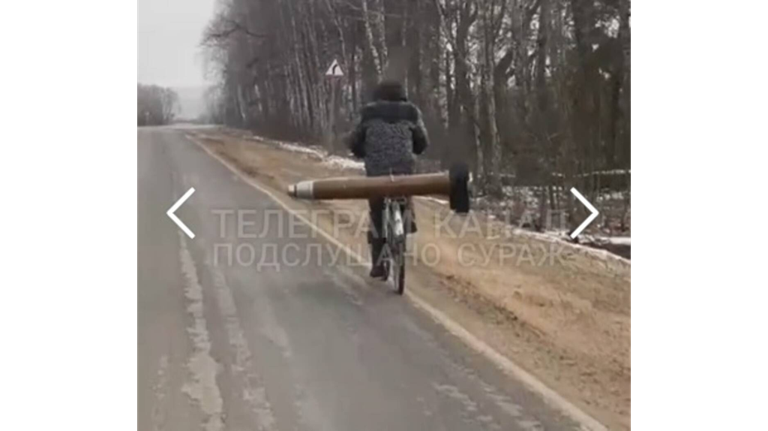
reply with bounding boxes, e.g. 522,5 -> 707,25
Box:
346,80 -> 429,278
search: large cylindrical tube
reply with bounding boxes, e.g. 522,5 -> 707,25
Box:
287,172 -> 451,200
287,164 -> 471,213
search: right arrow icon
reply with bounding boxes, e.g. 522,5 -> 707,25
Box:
569,187 -> 599,239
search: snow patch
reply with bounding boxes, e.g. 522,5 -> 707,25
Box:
323,155 -> 364,171
418,196 -> 450,206
507,228 -> 631,266
275,141 -> 326,158
604,237 -> 631,246
256,136 -> 364,171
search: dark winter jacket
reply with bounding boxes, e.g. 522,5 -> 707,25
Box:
347,100 -> 429,177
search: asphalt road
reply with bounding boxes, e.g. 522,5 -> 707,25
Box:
138,127 -> 581,431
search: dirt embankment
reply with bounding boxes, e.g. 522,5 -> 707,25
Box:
190,129 -> 631,430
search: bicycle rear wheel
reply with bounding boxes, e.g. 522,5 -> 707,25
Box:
393,240 -> 405,295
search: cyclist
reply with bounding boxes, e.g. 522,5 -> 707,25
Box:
347,80 -> 430,279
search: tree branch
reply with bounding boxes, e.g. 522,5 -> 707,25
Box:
206,19 -> 268,41
468,2 -> 479,24
526,0 -> 543,21
492,0 -> 508,40
494,0 -> 542,79
495,48 -> 515,77
230,19 -> 268,39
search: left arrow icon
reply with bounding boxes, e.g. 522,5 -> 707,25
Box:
167,187 -> 196,238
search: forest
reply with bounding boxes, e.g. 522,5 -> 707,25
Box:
202,0 -> 630,229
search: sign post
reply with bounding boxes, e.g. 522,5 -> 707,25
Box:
325,59 -> 344,153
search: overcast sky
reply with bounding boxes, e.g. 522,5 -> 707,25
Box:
138,0 -> 216,88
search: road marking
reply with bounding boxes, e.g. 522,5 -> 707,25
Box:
433,382 -> 479,412
178,232 -> 224,431
168,187 -> 196,238
151,355 -> 169,431
569,188 -> 599,239
210,269 -> 277,429
189,134 -> 608,431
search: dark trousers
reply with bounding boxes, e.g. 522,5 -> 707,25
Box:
368,198 -> 384,240
367,197 -> 416,242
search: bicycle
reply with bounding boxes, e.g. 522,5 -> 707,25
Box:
380,196 -> 409,295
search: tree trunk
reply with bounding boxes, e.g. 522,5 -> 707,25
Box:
618,0 -> 631,168
361,0 -> 383,80
372,0 -> 389,75
480,1 -> 501,196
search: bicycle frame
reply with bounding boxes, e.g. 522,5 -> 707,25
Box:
383,197 -> 407,244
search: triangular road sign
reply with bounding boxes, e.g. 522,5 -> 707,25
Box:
325,59 -> 344,77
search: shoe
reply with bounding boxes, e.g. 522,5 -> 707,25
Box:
369,265 -> 386,279
405,206 -> 417,234
369,237 -> 387,279
409,219 -> 418,234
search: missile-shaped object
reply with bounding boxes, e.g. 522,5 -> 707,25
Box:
287,163 -> 471,213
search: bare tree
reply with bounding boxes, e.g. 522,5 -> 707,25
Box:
137,84 -> 178,125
